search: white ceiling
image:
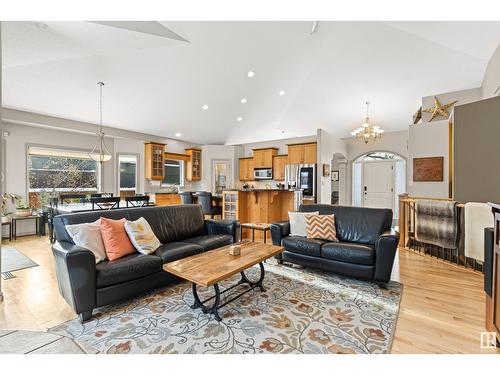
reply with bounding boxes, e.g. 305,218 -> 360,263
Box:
2,21 -> 500,145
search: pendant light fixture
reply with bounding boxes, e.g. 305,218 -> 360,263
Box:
89,82 -> 112,164
351,101 -> 384,144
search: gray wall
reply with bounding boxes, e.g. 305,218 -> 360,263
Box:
453,96 -> 500,203
408,121 -> 449,198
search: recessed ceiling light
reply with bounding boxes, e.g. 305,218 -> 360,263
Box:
202,105 -> 208,110
237,117 -> 243,122
279,90 -> 286,96
175,132 -> 182,137
247,71 -> 255,78
240,98 -> 247,104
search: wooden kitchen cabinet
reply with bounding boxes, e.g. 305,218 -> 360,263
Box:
239,158 -> 255,181
303,143 -> 317,164
154,193 -> 181,206
145,142 -> 165,180
272,154 -> 288,180
287,142 -> 317,164
185,148 -> 202,181
252,148 -> 278,168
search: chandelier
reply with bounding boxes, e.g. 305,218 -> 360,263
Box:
89,82 -> 112,164
351,101 -> 384,144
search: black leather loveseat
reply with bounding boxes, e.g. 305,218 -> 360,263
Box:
270,204 -> 399,284
52,204 -> 239,321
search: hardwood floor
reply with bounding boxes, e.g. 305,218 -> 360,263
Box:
0,235 -> 498,354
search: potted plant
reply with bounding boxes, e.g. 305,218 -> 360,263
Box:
0,193 -> 21,223
1,193 -> 21,222
15,201 -> 32,217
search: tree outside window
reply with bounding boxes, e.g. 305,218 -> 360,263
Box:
28,152 -> 98,207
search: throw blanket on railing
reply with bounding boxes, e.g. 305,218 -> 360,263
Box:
464,202 -> 492,262
415,200 -> 458,249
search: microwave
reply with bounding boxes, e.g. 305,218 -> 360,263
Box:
254,168 -> 273,180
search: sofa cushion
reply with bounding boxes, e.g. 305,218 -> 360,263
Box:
182,234 -> 233,251
154,242 -> 204,263
300,205 -> 392,245
100,217 -> 136,261
125,217 -> 162,255
288,211 -> 319,236
305,214 -> 339,242
64,219 -> 106,263
321,242 -> 375,265
282,236 -> 327,257
96,253 -> 162,288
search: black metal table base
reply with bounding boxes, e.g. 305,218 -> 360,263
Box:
190,262 -> 266,321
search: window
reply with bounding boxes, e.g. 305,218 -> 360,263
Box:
162,159 -> 184,186
28,147 -> 98,193
361,152 -> 402,161
118,155 -> 137,199
28,146 -> 99,207
119,156 -> 137,190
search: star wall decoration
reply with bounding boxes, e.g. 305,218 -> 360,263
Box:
422,96 -> 458,122
413,106 -> 422,124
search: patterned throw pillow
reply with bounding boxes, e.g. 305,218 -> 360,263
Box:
305,214 -> 339,242
124,217 -> 162,255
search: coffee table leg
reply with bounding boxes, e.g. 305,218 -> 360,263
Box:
191,283 -> 222,322
240,262 -> 266,292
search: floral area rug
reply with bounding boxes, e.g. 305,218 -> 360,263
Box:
49,262 -> 402,354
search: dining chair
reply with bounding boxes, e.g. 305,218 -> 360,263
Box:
60,193 -> 86,204
90,196 -> 120,210
178,191 -> 194,204
196,191 -> 222,218
47,197 -> 59,244
125,195 -> 150,207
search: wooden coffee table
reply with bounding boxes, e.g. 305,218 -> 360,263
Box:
163,241 -> 283,321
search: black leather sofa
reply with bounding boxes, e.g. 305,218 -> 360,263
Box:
52,204 -> 239,321
270,204 -> 399,284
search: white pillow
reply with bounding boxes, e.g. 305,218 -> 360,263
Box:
65,219 -> 106,263
288,211 -> 319,237
124,217 -> 162,255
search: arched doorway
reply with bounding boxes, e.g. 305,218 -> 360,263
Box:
352,151 -> 406,219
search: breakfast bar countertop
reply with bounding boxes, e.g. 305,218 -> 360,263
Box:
224,188 -> 302,192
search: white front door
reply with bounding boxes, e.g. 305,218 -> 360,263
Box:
361,160 -> 395,209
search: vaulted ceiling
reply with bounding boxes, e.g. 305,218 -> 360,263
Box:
2,21 -> 500,144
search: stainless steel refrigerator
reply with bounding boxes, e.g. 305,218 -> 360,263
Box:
284,163 -> 316,203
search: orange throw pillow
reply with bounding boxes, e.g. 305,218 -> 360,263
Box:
100,217 -> 136,261
305,214 -> 339,242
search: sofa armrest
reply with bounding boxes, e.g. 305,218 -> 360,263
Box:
52,241 -> 96,315
205,219 -> 240,242
270,221 -> 290,246
374,229 -> 400,283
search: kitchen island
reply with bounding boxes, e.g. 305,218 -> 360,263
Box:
146,192 -> 181,206
222,189 -> 302,241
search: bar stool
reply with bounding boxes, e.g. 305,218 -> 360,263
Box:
240,223 -> 271,243
179,191 -> 194,204
197,191 -> 222,218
